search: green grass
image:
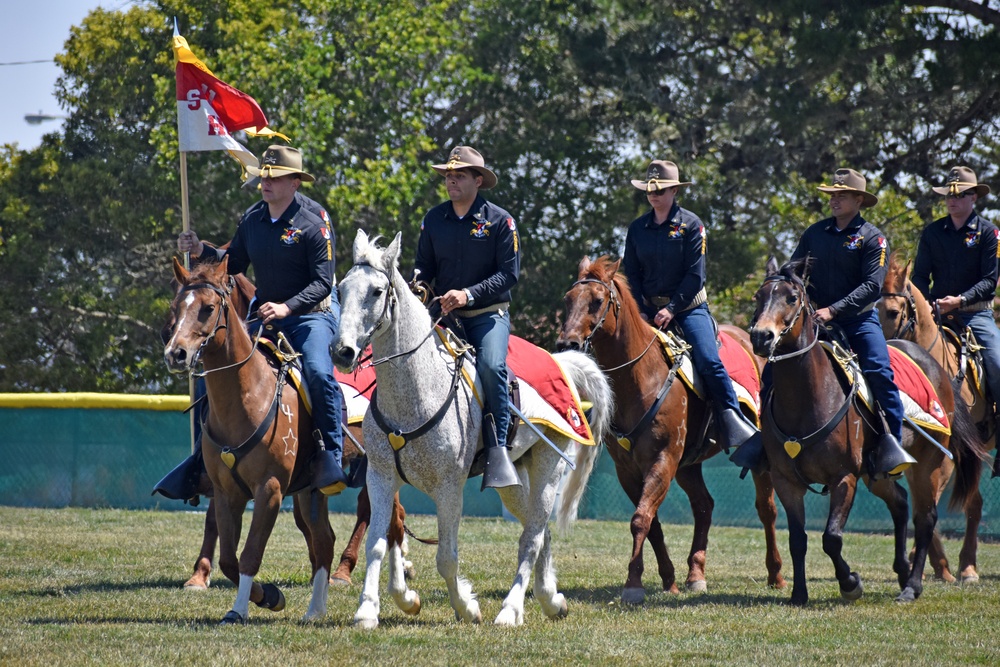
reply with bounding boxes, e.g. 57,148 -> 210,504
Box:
1,507 -> 999,666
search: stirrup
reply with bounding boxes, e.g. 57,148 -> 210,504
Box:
313,448 -> 347,496
870,433 -> 916,480
481,413 -> 521,490
729,431 -> 765,478
718,408 -> 758,454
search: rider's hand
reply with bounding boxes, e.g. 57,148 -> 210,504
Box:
178,230 -> 204,256
258,301 -> 291,324
813,307 -> 834,324
653,307 -> 674,329
935,295 -> 962,314
439,289 -> 469,315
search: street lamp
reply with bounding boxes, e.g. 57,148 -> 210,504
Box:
24,112 -> 66,125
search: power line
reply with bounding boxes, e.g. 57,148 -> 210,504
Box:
0,59 -> 54,66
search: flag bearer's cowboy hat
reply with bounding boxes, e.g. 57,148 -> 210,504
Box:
246,145 -> 315,182
631,160 -> 692,192
817,168 -> 878,208
931,166 -> 990,198
432,146 -> 498,190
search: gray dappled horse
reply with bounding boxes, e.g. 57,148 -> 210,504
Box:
334,231 -> 613,628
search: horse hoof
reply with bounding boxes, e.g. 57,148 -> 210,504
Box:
403,594 -> 421,616
329,575 -> 351,587
254,583 -> 286,612
183,580 -> 209,591
550,597 -> 569,620
621,587 -> 645,605
840,574 -> 863,601
354,617 -> 379,630
494,606 -> 523,627
895,587 -> 918,603
219,610 -> 247,626
959,570 -> 980,585
686,580 -> 708,594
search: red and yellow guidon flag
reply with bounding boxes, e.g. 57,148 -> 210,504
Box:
173,27 -> 286,172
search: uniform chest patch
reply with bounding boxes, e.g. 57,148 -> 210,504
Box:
281,227 -> 303,245
668,221 -> 684,238
844,233 -> 864,250
965,231 -> 981,248
470,219 -> 492,238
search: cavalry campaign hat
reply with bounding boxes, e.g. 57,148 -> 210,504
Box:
630,160 -> 692,192
432,146 -> 498,190
817,168 -> 878,208
246,145 -> 315,182
931,166 -> 990,198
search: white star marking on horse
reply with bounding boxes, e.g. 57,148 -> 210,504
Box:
283,428 -> 298,457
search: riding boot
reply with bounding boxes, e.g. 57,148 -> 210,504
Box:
870,433 -> 917,480
717,407 -> 758,454
152,447 -> 204,501
481,413 -> 521,491
729,431 -> 765,477
311,429 -> 348,496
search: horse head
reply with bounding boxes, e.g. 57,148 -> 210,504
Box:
555,255 -> 623,352
749,256 -> 813,359
877,250 -> 915,340
333,230 -> 404,371
163,256 -> 235,373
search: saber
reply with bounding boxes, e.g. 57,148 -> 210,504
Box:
508,402 -> 576,470
342,422 -> 366,456
904,415 -> 953,461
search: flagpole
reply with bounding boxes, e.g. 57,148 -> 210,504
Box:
176,17 -> 195,457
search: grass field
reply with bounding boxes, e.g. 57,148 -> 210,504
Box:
1,506 -> 998,666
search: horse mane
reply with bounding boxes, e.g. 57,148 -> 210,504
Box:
355,234 -> 391,269
778,258 -> 811,290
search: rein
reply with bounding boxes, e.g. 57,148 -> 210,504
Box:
572,276 -> 658,371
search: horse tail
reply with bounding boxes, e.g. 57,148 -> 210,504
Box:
551,349 -> 615,534
947,390 -> 989,512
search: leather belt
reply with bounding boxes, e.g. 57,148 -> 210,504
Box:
960,299 -> 993,313
454,302 -> 510,318
309,295 -> 332,313
648,288 -> 707,312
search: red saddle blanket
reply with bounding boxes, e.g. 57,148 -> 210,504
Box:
718,332 -> 761,408
335,356 -> 376,402
888,346 -> 950,429
507,335 -> 591,443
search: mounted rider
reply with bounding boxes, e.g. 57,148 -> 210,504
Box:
734,168 -> 915,479
155,145 -> 347,500
912,166 -> 1000,447
622,159 -> 759,464
413,146 -> 522,489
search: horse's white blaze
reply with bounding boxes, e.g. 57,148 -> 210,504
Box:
339,230 -> 613,629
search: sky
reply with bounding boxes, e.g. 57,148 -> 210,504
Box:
1,2 -> 114,150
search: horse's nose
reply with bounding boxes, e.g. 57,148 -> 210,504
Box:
164,346 -> 188,371
554,337 -> 581,352
333,344 -> 357,370
750,329 -> 773,357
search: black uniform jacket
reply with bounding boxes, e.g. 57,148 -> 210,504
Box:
912,212 -> 999,305
791,214 -> 888,319
622,203 -> 706,318
414,194 -> 520,308
200,191 -> 335,315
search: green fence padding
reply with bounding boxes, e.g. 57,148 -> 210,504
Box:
1,401 -> 998,536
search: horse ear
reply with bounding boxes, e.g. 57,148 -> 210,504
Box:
798,256 -> 814,283
609,257 -> 622,276
765,256 -> 779,277
903,258 -> 912,281
577,256 -> 591,277
353,229 -> 370,263
172,256 -> 190,284
382,232 -> 403,272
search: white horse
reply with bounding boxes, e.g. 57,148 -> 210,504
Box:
334,230 -> 613,628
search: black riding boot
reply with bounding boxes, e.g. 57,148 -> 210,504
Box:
152,446 -> 204,501
481,413 -> 521,490
729,431 -> 765,477
717,407 -> 758,454
311,429 -> 348,496
870,433 -> 917,480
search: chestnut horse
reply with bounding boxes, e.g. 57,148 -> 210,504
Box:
751,258 -> 982,604
161,271 -> 410,591
878,250 -> 988,583
164,256 -> 336,623
556,256 -> 785,603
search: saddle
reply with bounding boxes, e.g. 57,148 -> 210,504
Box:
939,324 -> 989,402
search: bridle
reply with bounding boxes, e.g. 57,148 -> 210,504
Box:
879,286 -> 917,340
172,275 -> 262,375
568,277 -> 621,353
754,274 -> 820,363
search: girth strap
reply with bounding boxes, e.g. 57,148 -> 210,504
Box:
370,354 -> 466,486
613,352 -> 684,452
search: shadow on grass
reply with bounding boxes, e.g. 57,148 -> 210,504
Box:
19,576 -> 236,598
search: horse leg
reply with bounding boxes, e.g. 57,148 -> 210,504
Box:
924,527 -> 955,582
228,479 -> 285,623
332,484 -> 371,585
748,471 -> 786,589
822,476 -> 865,602
772,475 -> 809,605
354,470 -> 403,629
897,472 -> 938,603
386,491 -> 420,617
673,464 -> 713,593
391,494 -> 416,580
213,493 -> 244,589
183,499 -> 217,590
297,490 -> 335,621
868,478 -> 912,592
958,487 -> 983,583
292,495 -> 319,574
433,482 -> 481,624
620,454 -> 677,603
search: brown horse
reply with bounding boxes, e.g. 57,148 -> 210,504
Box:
556,256 -> 785,603
162,272 -> 411,592
751,257 -> 983,604
164,256 -> 339,623
878,250 -> 988,583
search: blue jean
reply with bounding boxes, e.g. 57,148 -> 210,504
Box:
962,310 -> 1000,404
251,306 -> 345,463
462,308 -> 512,448
675,304 -> 742,415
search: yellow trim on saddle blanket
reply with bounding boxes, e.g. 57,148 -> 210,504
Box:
434,329 -> 596,446
820,341 -> 951,436
651,327 -> 761,424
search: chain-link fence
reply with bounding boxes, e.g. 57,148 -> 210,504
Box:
2,395 -> 999,537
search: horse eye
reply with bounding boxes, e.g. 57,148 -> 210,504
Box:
372,288 -> 384,298
785,294 -> 796,306
886,309 -> 899,319
589,298 -> 602,314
